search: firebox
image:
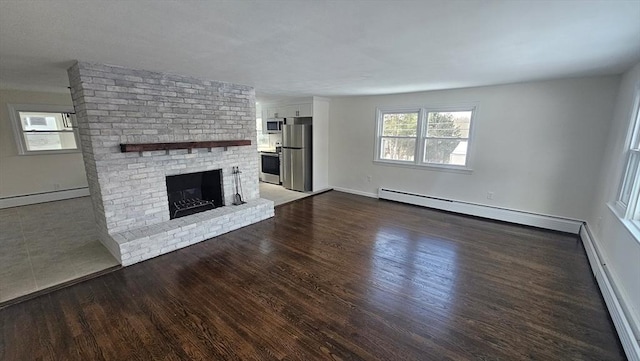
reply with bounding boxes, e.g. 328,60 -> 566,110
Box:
165,170 -> 223,219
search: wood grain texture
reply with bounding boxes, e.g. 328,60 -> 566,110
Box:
119,140 -> 251,153
0,191 -> 625,360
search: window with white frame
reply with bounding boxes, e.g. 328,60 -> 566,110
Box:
8,104 -> 79,155
377,110 -> 420,162
616,89 -> 640,222
375,106 -> 476,169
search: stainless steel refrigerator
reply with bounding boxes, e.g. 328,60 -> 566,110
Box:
282,124 -> 312,192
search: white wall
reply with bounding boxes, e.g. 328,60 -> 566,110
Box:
328,76 -> 619,220
588,62 -> 640,338
312,97 -> 330,191
0,89 -> 88,198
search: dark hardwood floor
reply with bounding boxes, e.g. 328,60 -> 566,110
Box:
0,191 -> 624,360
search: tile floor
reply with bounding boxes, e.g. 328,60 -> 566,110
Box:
0,197 -> 119,303
0,185 -> 306,303
259,182 -> 310,206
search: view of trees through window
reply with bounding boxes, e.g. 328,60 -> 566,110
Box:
380,112 -> 418,161
378,109 -> 472,166
424,111 -> 471,165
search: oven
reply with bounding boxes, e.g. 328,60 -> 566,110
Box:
260,152 -> 280,184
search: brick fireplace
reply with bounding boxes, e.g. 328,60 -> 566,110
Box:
67,61 -> 274,266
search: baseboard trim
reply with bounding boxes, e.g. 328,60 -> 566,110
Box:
580,224 -> 640,361
332,187 -> 378,199
0,187 -> 90,209
377,187 -> 582,234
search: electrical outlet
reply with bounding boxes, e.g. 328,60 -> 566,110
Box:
53,183 -> 61,191
486,191 -> 494,200
366,175 -> 372,183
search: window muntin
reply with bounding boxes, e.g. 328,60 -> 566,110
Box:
8,104 -> 79,155
375,106 -> 476,170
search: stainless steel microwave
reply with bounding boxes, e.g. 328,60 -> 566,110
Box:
266,119 -> 283,133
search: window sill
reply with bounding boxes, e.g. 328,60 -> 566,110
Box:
373,159 -> 473,174
19,149 -> 81,156
607,202 -> 640,246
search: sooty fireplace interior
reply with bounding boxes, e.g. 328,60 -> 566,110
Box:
166,170 -> 223,219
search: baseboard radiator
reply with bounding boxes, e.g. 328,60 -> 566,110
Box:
0,187 -> 90,209
581,225 -> 640,361
378,187 -> 582,234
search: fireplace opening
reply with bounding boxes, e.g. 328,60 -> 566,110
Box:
166,170 -> 223,219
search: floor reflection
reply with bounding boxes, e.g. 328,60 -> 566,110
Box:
259,237 -> 274,255
368,226 -> 459,334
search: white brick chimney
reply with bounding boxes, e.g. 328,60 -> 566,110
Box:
67,62 -> 273,265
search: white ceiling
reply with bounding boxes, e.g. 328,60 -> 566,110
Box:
0,0 -> 639,100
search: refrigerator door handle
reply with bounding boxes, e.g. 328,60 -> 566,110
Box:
281,148 -> 290,189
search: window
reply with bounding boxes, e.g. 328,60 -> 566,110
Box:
8,104 -> 79,155
616,89 -> 640,222
375,106 -> 476,170
423,111 -> 472,166
378,111 -> 419,162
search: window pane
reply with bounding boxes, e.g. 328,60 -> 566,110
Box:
382,113 -> 418,137
24,132 -> 77,151
19,112 -> 69,131
424,139 -> 466,165
620,151 -> 640,207
15,111 -> 78,152
380,137 -> 415,161
630,102 -> 640,150
427,111 -> 471,138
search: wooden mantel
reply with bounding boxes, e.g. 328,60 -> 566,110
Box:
120,140 -> 251,153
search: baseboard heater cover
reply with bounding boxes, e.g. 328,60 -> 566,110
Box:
580,225 -> 640,361
0,187 -> 90,209
377,187 -> 582,234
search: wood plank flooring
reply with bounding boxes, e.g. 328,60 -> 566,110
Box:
0,191 -> 625,360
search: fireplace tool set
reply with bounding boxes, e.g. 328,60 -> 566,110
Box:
232,166 -> 246,205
